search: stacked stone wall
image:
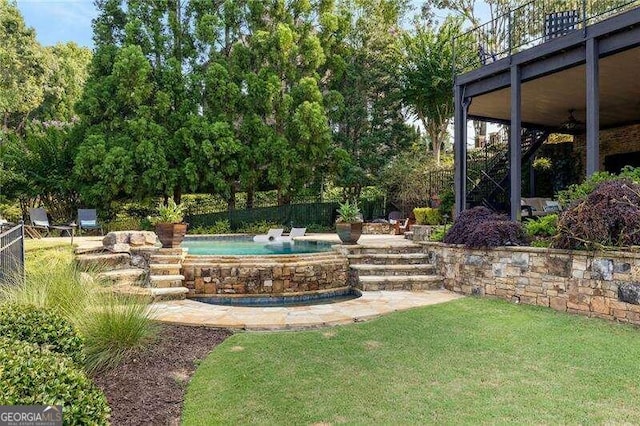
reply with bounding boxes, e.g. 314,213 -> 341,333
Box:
422,242 -> 640,324
182,257 -> 348,297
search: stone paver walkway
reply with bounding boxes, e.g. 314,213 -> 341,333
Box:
150,290 -> 463,331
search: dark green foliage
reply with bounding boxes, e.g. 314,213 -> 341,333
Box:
554,180 -> 640,250
444,207 -> 528,247
429,225 -> 448,242
524,214 -> 558,237
438,189 -> 455,219
0,304 -> 84,364
0,337 -> 110,425
556,167 -> 640,207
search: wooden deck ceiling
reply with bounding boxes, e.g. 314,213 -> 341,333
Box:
469,46 -> 640,130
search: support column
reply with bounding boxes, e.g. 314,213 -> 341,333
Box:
454,84 -> 467,218
586,38 -> 600,177
510,65 -> 522,221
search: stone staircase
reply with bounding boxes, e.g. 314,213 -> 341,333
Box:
147,248 -> 188,301
340,244 -> 443,291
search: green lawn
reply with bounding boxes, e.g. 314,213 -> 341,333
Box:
183,298 -> 640,424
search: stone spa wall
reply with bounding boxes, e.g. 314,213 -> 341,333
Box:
421,242 -> 640,325
182,254 -> 349,297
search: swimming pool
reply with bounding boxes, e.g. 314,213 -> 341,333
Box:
181,236 -> 333,256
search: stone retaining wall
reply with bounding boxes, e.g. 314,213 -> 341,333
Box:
422,242 -> 640,325
362,223 -> 394,235
182,255 -> 349,297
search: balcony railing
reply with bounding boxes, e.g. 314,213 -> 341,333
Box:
454,0 -> 640,75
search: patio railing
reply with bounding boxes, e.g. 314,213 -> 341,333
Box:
454,0 -> 640,74
0,222 -> 25,285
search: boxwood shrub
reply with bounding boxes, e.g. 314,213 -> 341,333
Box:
0,304 -> 84,364
413,207 -> 443,225
0,337 -> 110,425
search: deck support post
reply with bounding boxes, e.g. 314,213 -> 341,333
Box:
510,65 -> 522,221
454,84 -> 468,218
586,37 -> 600,177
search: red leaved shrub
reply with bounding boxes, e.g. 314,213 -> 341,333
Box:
554,179 -> 640,250
444,206 -> 528,247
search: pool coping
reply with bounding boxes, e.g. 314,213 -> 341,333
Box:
149,290 -> 464,331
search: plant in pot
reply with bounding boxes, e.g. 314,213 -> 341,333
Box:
336,201 -> 363,244
152,199 -> 188,248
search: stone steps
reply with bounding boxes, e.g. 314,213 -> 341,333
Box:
348,252 -> 431,265
150,287 -> 189,302
149,274 -> 185,288
76,253 -> 132,270
149,254 -> 184,264
350,263 -> 436,276
149,263 -> 182,275
338,244 -> 423,255
97,268 -> 146,286
358,275 -> 443,291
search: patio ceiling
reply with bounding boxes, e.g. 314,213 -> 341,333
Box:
468,46 -> 640,130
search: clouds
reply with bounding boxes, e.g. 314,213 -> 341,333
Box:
16,0 -> 97,48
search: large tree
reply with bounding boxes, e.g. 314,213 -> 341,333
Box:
323,0 -> 418,201
402,18 -> 473,165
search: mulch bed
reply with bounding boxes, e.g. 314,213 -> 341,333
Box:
92,325 -> 231,426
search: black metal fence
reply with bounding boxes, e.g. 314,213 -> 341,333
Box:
455,0 -> 640,73
0,222 -> 25,285
187,199 -> 387,230
426,169 -> 454,197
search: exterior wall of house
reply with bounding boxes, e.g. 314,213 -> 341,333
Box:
574,124 -> 640,176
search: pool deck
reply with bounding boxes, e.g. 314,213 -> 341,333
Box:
149,290 -> 463,331
70,233 -> 462,330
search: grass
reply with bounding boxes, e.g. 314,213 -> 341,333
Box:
184,298 -> 640,424
1,241 -> 156,372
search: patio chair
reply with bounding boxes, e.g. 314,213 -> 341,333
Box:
279,227 -> 307,243
388,211 -> 403,225
253,228 -> 284,243
28,208 -> 75,242
78,209 -> 103,235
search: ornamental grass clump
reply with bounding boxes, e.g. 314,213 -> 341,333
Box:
443,206 -> 528,248
554,179 -> 640,250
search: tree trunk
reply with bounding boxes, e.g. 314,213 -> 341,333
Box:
173,187 -> 182,204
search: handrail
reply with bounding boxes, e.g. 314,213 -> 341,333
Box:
454,0 -> 640,76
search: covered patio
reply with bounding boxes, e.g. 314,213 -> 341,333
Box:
453,3 -> 640,219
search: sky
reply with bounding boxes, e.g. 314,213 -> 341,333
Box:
16,0 -> 458,50
17,0 -> 97,48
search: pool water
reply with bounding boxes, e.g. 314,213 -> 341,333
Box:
181,238 -> 333,256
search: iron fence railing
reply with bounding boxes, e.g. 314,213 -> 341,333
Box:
454,0 -> 640,74
0,222 -> 25,285
426,169 -> 454,197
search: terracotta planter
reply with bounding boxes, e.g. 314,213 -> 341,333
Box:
336,222 -> 363,245
155,223 -> 188,248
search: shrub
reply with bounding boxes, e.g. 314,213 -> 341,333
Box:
0,304 -> 84,364
237,221 -> 284,234
556,171 -> 614,207
444,206 -> 528,248
0,337 -> 110,425
438,189 -> 455,219
429,225 -> 448,242
190,220 -> 232,235
465,220 -> 529,248
524,214 -> 558,237
554,180 -> 640,250
413,207 -> 443,225
79,294 -> 157,372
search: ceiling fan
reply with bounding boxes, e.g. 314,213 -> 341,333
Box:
560,109 -> 584,133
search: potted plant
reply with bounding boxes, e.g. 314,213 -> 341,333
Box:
336,201 -> 363,244
152,199 -> 188,248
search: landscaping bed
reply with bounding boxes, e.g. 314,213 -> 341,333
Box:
93,324 -> 230,425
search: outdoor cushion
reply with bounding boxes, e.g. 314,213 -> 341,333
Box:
33,220 -> 49,227
82,220 -> 97,226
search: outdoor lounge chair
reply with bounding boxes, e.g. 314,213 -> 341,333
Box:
253,228 -> 284,243
279,227 -> 307,243
28,208 -> 75,242
78,209 -> 103,235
